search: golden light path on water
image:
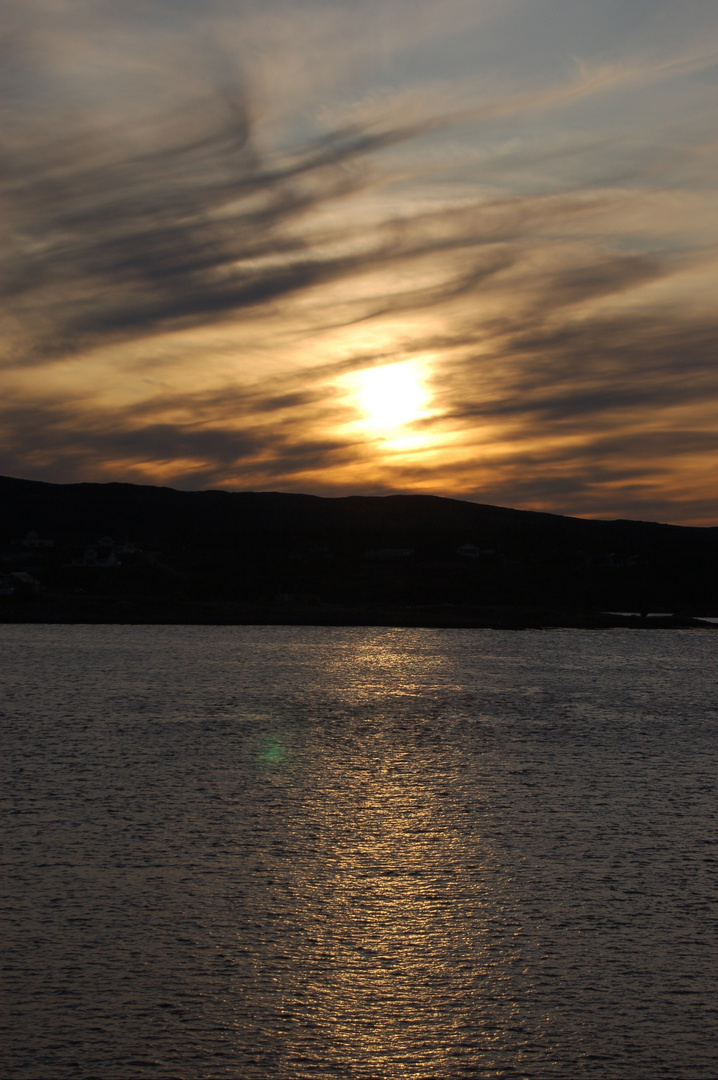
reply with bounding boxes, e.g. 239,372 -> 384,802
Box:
248,634 -> 554,1077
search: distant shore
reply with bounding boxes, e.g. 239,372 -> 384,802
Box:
4,476 -> 718,623
2,597 -> 716,629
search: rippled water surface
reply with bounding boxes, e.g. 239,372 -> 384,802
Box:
2,626 -> 717,1078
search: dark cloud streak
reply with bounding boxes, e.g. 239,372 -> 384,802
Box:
2,82 -> 455,363
2,69 -> 664,366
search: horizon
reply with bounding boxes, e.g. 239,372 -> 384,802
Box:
2,1 -> 717,526
2,471 -> 710,530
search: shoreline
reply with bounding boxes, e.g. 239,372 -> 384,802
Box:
2,598 -> 716,629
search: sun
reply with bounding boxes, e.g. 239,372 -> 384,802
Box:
355,362 -> 428,432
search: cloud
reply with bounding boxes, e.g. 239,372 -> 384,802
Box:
2,1 -> 718,523
0,73 -> 649,372
2,80 -> 451,365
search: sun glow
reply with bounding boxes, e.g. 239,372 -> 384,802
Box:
354,362 -> 429,432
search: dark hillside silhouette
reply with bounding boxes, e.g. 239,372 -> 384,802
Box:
1,475 -> 716,625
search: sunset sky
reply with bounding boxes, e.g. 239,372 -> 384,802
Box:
2,0 -> 718,523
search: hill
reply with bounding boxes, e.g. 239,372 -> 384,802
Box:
1,475 -> 716,626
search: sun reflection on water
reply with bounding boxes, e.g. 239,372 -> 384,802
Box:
304,761 -> 479,1075
254,638 -> 491,1075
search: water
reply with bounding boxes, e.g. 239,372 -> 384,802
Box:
2,626 -> 717,1079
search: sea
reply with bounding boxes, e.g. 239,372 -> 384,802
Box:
2,625 -> 717,1079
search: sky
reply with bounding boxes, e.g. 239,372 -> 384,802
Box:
2,0 -> 718,523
